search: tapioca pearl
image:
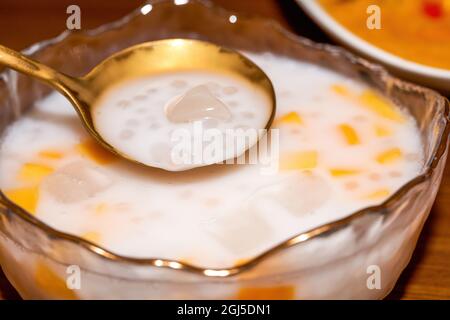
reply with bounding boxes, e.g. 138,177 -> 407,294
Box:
306,111 -> 320,119
178,189 -> 193,199
240,111 -> 255,119
223,86 -> 238,95
368,173 -> 381,181
136,107 -> 148,114
133,94 -> 147,101
148,122 -> 161,130
129,216 -> 145,224
289,128 -> 302,135
145,115 -> 157,124
389,171 -> 403,178
205,81 -> 220,92
227,101 -> 239,108
130,211 -> 162,222
171,80 -> 188,89
117,100 -> 131,108
202,118 -> 220,129
146,87 -> 158,94
125,119 -> 140,127
405,153 -> 420,162
311,95 -> 323,102
344,180 -> 359,191
233,124 -> 250,130
119,129 -> 134,140
204,197 -> 221,207
352,115 -> 368,122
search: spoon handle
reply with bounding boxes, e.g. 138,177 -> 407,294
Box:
0,44 -> 82,97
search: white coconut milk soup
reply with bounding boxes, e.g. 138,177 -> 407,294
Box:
0,52 -> 423,268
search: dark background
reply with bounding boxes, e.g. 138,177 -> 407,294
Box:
0,0 -> 449,300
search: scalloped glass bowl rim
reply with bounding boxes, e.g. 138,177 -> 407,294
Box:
0,0 -> 449,278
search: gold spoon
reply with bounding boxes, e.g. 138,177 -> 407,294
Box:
0,39 -> 276,170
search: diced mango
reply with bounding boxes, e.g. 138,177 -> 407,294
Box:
18,162 -> 54,184
38,149 -> 64,160
329,168 -> 360,177
376,148 -> 403,164
82,231 -> 101,243
364,188 -> 391,200
338,124 -> 360,145
178,257 -> 195,266
234,258 -> 250,266
275,111 -> 303,125
331,84 -> 351,97
237,285 -> 295,300
280,151 -> 318,170
445,0 -> 450,11
35,261 -> 77,300
374,124 -> 392,137
4,186 -> 39,215
359,90 -> 404,122
76,140 -> 116,165
94,203 -> 108,215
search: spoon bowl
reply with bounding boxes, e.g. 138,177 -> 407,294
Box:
0,39 -> 276,170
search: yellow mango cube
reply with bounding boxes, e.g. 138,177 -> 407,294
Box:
280,151 -> 318,170
18,162 -> 54,184
338,124 -> 360,145
445,0 -> 450,11
4,186 -> 39,215
329,168 -> 360,177
94,203 -> 109,215
364,188 -> 391,200
331,84 -> 351,97
275,111 -> 303,126
82,231 -> 101,243
359,90 -> 404,122
38,149 -> 64,160
238,285 -> 295,300
374,124 -> 392,137
76,140 -> 116,165
376,148 -> 403,164
35,261 -> 77,300
234,258 -> 250,266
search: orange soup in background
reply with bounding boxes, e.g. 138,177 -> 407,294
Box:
319,0 -> 450,70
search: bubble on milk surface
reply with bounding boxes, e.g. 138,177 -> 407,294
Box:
119,129 -> 134,140
222,86 -> 238,95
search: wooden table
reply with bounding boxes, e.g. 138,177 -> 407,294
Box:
0,0 -> 449,300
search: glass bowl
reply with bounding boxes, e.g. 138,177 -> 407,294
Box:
0,0 -> 448,299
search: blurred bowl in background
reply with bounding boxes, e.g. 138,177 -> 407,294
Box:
298,0 -> 450,94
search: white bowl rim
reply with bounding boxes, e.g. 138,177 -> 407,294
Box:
298,0 -> 450,81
